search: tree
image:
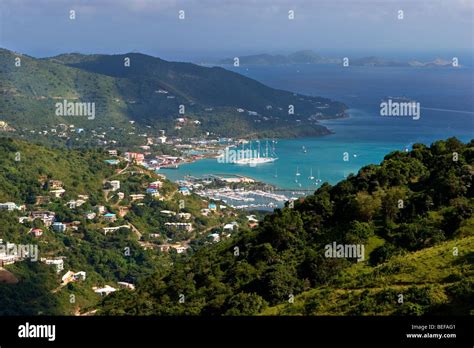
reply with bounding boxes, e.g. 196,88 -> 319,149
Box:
223,292 -> 267,315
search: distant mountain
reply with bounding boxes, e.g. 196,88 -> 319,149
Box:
216,50 -> 458,68
351,56 -> 456,67
218,50 -> 340,65
0,48 -> 346,139
408,58 -> 454,67
350,56 -> 408,67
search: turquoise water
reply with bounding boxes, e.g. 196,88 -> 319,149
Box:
162,65 -> 474,189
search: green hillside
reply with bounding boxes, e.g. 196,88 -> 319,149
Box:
0,138 -> 114,203
262,236 -> 474,315
0,137 -> 471,316
0,138 -> 248,315
0,48 -> 346,138
96,137 -> 473,316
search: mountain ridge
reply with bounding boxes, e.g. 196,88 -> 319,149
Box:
0,48 -> 347,139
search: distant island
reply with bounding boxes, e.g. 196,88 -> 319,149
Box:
214,50 -> 459,68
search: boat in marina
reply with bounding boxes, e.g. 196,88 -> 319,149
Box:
234,140 -> 278,165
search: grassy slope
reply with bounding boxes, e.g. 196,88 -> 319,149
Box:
262,236 -> 474,315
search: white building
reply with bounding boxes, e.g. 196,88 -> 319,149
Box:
94,285 -> 117,296
165,222 -> 193,232
0,202 -> 19,211
117,282 -> 136,290
42,258 -> 64,273
108,180 -> 120,191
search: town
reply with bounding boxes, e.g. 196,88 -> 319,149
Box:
0,130 -> 271,309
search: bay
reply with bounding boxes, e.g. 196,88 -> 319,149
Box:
163,64 -> 474,189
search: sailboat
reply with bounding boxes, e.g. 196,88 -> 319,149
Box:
302,145 -> 307,154
294,166 -> 301,183
315,169 -> 322,184
274,168 -> 278,178
308,168 -> 315,180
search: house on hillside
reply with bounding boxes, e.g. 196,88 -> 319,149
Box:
93,285 -> 117,296
157,135 -> 167,144
124,152 -> 144,164
149,181 -> 163,189
29,228 -> 43,238
95,205 -> 106,214
102,225 -> 130,235
208,233 -> 220,242
0,202 -> 19,211
179,187 -> 190,196
146,187 -> 159,195
35,196 -> 50,205
173,245 -> 189,254
103,213 -> 117,222
107,180 -> 121,191
48,180 -> 63,189
41,258 -> 64,273
52,222 -> 66,233
61,270 -> 86,285
223,222 -> 238,233
247,215 -> 259,228
84,211 -> 97,220
31,211 -> 55,226
130,194 -> 145,201
165,222 -> 193,232
50,188 -> 66,198
117,282 -> 135,290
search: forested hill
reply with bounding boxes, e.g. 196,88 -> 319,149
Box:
0,48 -> 346,138
98,138 -> 473,316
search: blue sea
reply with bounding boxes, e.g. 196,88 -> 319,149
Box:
163,65 -> 474,189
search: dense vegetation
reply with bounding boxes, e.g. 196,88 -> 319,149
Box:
0,48 -> 346,139
97,138 -> 473,315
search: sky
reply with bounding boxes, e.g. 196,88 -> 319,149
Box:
0,0 -> 473,61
